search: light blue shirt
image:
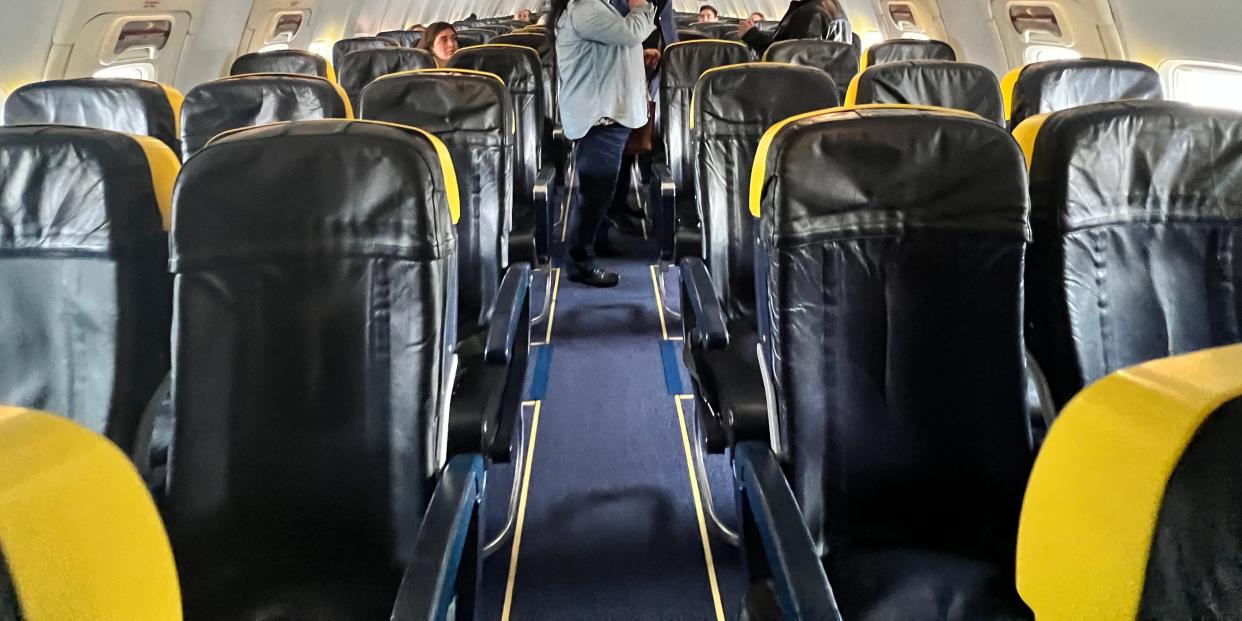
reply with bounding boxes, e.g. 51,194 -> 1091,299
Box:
555,0 -> 656,140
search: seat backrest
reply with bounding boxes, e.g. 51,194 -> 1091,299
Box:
0,407 -> 180,619
455,29 -> 492,47
762,39 -> 858,102
1016,100 -> 1242,408
752,106 -> 1032,559
376,29 -> 423,47
3,78 -> 183,154
362,70 -> 514,338
332,36 -> 398,70
846,60 -> 1006,125
181,73 -> 351,159
677,28 -> 709,41
1017,344 -> 1242,619
0,125 -> 176,455
1003,58 -> 1162,129
862,39 -> 956,68
164,120 -> 459,618
699,23 -> 738,39
338,47 -> 436,110
693,63 -> 839,319
660,40 -> 752,197
230,49 -> 334,81
490,33 -> 556,131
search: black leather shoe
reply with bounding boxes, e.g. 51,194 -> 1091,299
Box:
569,266 -> 620,288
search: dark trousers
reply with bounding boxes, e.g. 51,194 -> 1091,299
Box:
570,123 -> 632,262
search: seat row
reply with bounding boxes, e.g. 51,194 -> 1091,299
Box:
676,98 -> 1242,618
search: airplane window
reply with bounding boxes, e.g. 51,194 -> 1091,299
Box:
1025,45 -> 1081,63
1162,61 -> 1242,111
1010,5 -> 1062,39
888,3 -> 919,30
114,19 -> 173,56
93,63 -> 156,80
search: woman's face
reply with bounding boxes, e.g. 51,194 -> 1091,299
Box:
432,28 -> 459,60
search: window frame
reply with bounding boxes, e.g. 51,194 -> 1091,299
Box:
1160,59 -> 1242,110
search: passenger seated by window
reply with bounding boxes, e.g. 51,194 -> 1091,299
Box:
749,11 -> 765,22
409,23 -> 425,32
418,22 -> 459,67
517,8 -> 534,22
739,0 -> 850,55
697,4 -> 719,23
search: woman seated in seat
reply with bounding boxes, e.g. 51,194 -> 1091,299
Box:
418,22 -> 460,67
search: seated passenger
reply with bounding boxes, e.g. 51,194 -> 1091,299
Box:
750,11 -> 765,21
418,22 -> 459,67
739,0 -> 850,56
409,23 -> 425,32
697,4 -> 719,22
517,8 -> 534,22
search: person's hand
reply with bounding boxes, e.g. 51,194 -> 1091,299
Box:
628,0 -> 648,10
738,19 -> 755,37
643,48 -> 661,70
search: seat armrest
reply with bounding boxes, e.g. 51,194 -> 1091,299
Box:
449,264 -> 532,462
652,164 -> 677,262
391,454 -> 483,621
679,257 -> 728,350
734,442 -> 841,621
532,166 -> 557,264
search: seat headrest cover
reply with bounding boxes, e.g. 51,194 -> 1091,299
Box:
376,29 -> 423,47
490,33 -> 552,58
864,39 -> 955,68
851,60 -> 1005,125
762,39 -> 858,95
1008,58 -> 1161,125
694,63 -> 840,132
182,74 -> 350,159
450,45 -> 542,95
0,125 -> 167,256
1027,100 -> 1242,229
361,71 -> 512,136
754,106 -> 1029,243
662,40 -> 753,88
331,36 -> 398,69
338,48 -> 436,104
3,79 -> 181,153
171,120 -> 458,269
229,50 -> 330,79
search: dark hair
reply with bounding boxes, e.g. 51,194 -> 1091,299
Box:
699,4 -> 718,16
548,0 -> 572,41
418,22 -> 456,53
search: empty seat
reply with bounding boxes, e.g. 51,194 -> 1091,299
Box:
181,73 -> 352,159
451,44 -> 554,263
762,39 -> 859,102
164,119 -> 529,619
1017,344 -> 1242,618
3,78 -> 183,153
656,39 -> 751,260
332,36 -> 398,70
491,32 -> 556,137
1003,58 -> 1162,129
699,23 -> 739,39
362,70 -> 515,338
338,47 -> 436,110
691,63 -> 839,319
845,60 -> 1006,125
0,125 -> 176,455
230,49 -> 335,82
0,407 -> 180,619
682,106 -> 1034,619
455,29 -> 493,47
376,29 -> 423,47
862,39 -> 956,68
677,28 -> 710,41
1017,100 -> 1242,409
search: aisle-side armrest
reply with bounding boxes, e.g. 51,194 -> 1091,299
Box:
391,454 -> 483,621
533,165 -> 557,264
679,257 -> 728,350
734,442 -> 841,621
652,164 -> 677,262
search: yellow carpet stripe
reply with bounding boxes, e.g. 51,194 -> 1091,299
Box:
649,265 -> 670,341
675,394 -> 726,621
501,400 -> 543,621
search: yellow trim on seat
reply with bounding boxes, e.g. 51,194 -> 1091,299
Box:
331,80 -> 355,119
1016,344 -> 1242,619
0,407 -> 181,620
688,62 -> 785,130
158,83 -> 184,137
664,38 -> 750,53
860,44 -> 872,70
129,134 -> 181,230
1011,113 -> 1049,172
324,59 -> 338,84
844,72 -> 863,106
1001,65 -> 1025,122
749,104 -> 985,218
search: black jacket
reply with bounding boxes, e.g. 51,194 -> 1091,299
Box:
742,0 -> 851,55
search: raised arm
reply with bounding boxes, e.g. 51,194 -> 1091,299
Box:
570,0 -> 657,47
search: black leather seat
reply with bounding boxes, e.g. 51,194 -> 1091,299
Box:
361,70 -> 516,339
376,29 -> 423,47
3,78 -> 183,154
655,39 -> 752,261
332,36 -> 398,70
164,119 -> 530,620
1017,100 -> 1242,410
1002,58 -> 1162,129
846,60 -> 1006,125
181,73 -> 352,159
455,29 -> 492,47
490,33 -> 557,153
677,28 -> 709,41
0,125 -> 176,456
451,44 -> 556,265
682,106 -> 1034,620
762,39 -> 858,102
230,49 -> 335,81
863,39 -> 956,68
337,47 -> 436,110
